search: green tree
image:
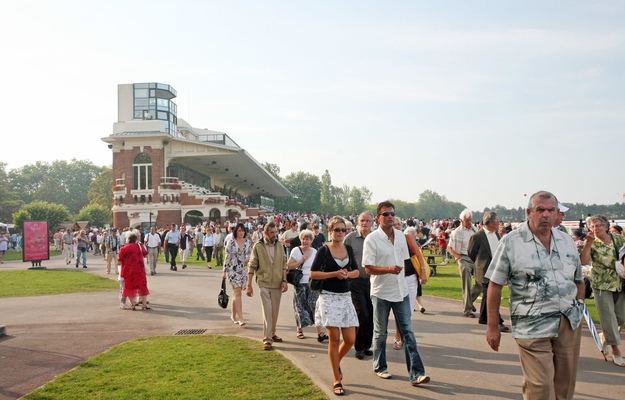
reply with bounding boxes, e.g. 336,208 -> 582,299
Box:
33,176 -> 69,206
280,171 -> 322,212
389,199 -> 417,219
332,184 -> 351,215
0,162 -> 23,222
346,186 -> 372,215
321,170 -> 332,204
262,162 -> 282,182
89,168 -> 113,208
8,159 -> 106,214
13,201 -> 70,231
76,204 -> 112,227
50,159 -> 105,214
8,161 -> 50,204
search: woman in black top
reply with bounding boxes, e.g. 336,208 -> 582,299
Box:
310,216 -> 360,396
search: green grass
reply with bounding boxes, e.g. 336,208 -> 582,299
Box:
0,269 -> 118,298
424,251 -> 601,324
1,250 -> 61,262
23,335 -> 326,400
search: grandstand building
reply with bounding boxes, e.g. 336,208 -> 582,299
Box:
102,82 -> 291,229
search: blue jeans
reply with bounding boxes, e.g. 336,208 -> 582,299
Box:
371,295 -> 425,381
164,247 -> 170,263
76,248 -> 87,267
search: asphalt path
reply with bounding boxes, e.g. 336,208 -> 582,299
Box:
1,252 -> 623,399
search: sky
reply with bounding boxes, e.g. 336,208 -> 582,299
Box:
3,1 -> 624,212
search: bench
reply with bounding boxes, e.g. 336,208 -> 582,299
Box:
422,253 -> 446,276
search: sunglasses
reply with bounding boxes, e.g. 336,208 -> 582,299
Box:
379,212 -> 395,217
333,228 -> 348,233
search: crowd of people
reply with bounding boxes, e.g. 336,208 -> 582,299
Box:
32,191 -> 624,398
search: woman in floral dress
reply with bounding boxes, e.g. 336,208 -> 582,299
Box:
222,223 -> 252,326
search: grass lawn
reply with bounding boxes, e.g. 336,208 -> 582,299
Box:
422,250 -> 601,325
1,250 -> 61,262
23,335 -> 326,400
0,269 -> 118,298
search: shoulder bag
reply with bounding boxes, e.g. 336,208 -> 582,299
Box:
218,277 -> 229,309
286,247 -> 304,285
308,246 -> 325,293
406,234 -> 431,281
610,234 -> 625,279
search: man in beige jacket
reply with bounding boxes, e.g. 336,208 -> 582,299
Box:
246,221 -> 288,350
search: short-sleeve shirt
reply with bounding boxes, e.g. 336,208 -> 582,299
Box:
0,236 -> 8,251
283,229 -> 299,244
448,224 -> 477,255
486,222 -> 584,339
165,230 -> 181,244
362,227 -> 410,302
62,232 -> 73,245
289,246 -> 317,284
589,234 -> 625,292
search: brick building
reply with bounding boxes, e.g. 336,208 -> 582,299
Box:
102,83 -> 291,229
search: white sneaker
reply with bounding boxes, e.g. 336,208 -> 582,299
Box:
410,375 -> 430,386
376,370 -> 392,379
120,303 -> 132,310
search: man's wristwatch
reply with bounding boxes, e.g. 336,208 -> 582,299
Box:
576,298 -> 584,305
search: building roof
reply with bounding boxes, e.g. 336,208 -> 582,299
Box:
103,118 -> 291,199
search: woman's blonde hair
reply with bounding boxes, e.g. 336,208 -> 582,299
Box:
327,216 -> 346,231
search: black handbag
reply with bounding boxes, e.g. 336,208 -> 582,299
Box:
308,246 -> 325,293
218,278 -> 229,309
286,246 -> 304,285
286,269 -> 303,285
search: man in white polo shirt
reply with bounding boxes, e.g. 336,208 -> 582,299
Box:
363,200 -> 430,387
144,226 -> 161,275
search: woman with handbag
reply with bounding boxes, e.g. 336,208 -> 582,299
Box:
222,223 -> 252,326
310,216 -> 360,396
287,229 -> 326,340
581,215 -> 625,366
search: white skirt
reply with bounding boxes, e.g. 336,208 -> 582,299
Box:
315,291 -> 359,328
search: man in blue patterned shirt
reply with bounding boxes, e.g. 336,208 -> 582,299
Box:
485,191 -> 585,400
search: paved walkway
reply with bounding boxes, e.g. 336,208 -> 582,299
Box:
1,253 -> 623,399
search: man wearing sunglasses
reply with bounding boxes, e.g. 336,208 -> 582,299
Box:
362,201 -> 430,386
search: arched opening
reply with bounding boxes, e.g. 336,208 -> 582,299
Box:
184,210 -> 204,226
227,208 -> 240,222
209,208 -> 221,222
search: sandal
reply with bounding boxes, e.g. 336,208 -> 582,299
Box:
333,383 -> 345,396
297,331 -> 305,339
317,332 -> 328,343
613,355 -> 625,367
393,339 -> 402,350
141,306 -> 151,310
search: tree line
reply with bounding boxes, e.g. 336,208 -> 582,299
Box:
0,160 -> 113,229
1,159 -> 623,232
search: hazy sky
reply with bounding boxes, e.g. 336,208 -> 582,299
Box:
3,1 -> 624,211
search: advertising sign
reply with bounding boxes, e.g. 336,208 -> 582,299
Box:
23,221 -> 49,262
